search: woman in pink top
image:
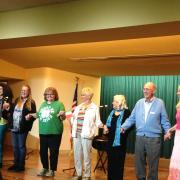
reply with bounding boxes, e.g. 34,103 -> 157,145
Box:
168,85 -> 180,180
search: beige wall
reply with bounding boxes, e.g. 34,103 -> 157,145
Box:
1,0 -> 180,39
2,64 -> 101,150
0,59 -> 26,80
26,67 -> 101,150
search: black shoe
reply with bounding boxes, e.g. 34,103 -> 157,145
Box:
8,165 -> 17,171
14,167 -> 25,172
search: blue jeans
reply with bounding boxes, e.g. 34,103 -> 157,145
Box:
0,124 -> 7,164
12,132 -> 28,168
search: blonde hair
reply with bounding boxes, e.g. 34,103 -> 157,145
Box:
81,87 -> 94,99
17,84 -> 34,111
114,95 -> 128,109
176,85 -> 180,109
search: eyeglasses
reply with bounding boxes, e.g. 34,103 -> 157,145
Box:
143,88 -> 151,92
45,94 -> 55,96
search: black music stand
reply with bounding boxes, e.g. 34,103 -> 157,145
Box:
63,166 -> 76,175
62,145 -> 76,175
62,150 -> 76,176
92,134 -> 108,174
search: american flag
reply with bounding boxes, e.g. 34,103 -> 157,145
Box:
65,82 -> 78,119
72,82 -> 78,112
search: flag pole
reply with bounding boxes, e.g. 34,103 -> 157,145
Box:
75,76 -> 79,82
63,77 -> 79,175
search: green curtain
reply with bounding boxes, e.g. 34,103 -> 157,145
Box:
100,75 -> 180,158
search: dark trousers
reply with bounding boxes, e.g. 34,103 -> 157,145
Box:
12,132 -> 28,168
39,134 -> 62,171
135,136 -> 161,180
0,124 -> 7,164
107,146 -> 126,180
0,171 -> 2,179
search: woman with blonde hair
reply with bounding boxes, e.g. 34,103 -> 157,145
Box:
167,85 -> 180,179
104,95 -> 131,180
8,85 -> 36,172
71,87 -> 103,180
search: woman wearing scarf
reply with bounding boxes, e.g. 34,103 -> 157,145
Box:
104,95 -> 131,180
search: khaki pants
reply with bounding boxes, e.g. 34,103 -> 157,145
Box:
73,136 -> 92,178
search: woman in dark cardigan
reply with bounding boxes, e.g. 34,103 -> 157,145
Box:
8,84 -> 36,172
104,95 -> 131,180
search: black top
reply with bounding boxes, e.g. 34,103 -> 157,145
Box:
107,109 -> 131,149
0,96 -> 12,121
9,98 -> 36,133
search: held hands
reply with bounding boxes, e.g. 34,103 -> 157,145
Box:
98,123 -> 104,128
103,125 -> 109,134
120,128 -> 125,134
25,113 -> 37,121
25,114 -> 32,121
164,130 -> 171,141
69,132 -> 73,143
57,111 -> 66,120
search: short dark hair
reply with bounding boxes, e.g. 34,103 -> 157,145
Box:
0,82 -> 13,101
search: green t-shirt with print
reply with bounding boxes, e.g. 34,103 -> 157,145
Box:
38,101 -> 65,135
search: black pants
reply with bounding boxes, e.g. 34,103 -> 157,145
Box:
107,146 -> 126,180
39,134 -> 62,171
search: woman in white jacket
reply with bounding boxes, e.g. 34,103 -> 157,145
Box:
71,87 -> 103,180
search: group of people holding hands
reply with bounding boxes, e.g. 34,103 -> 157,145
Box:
0,81 -> 179,180
0,84 -> 65,177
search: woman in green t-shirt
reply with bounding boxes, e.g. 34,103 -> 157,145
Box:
27,87 -> 65,177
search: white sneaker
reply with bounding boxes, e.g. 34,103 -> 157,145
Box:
45,170 -> 55,177
83,177 -> 91,180
37,168 -> 48,176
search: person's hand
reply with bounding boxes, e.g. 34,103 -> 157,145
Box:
164,131 -> 171,141
57,111 -> 66,120
25,114 -> 32,121
120,128 -> 125,134
59,111 -> 65,116
103,125 -> 109,134
98,123 -> 104,128
70,133 -> 73,142
2,102 -> 10,111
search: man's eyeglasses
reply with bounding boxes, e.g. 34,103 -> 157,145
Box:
143,88 -> 151,92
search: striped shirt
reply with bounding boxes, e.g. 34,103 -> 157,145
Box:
76,107 -> 86,135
